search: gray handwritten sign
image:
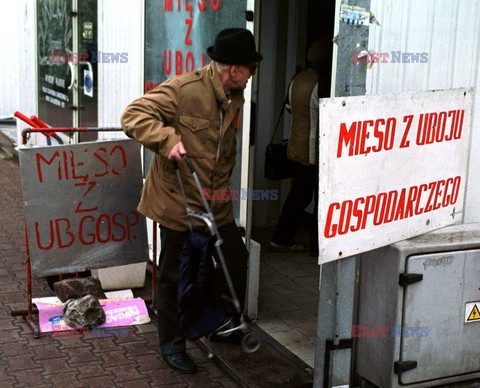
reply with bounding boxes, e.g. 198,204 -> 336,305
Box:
19,139 -> 148,277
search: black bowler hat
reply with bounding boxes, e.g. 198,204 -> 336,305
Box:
207,28 -> 263,65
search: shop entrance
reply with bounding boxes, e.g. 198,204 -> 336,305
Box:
251,0 -> 335,368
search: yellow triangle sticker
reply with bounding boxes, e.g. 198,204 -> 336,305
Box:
467,304 -> 480,321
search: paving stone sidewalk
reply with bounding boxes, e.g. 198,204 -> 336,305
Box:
0,157 -> 240,387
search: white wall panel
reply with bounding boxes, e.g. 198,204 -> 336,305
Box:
367,0 -> 480,223
16,0 -> 38,146
0,3 -> 20,119
97,0 -> 144,140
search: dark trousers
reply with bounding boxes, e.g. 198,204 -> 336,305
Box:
271,162 -> 318,251
156,221 -> 248,356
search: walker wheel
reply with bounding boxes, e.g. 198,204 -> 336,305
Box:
241,332 -> 261,353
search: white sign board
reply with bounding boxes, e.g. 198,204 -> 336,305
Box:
318,88 -> 473,264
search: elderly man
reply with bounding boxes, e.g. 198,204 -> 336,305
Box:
121,28 -> 262,374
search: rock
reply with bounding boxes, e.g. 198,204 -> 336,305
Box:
53,276 -> 106,302
63,295 -> 106,328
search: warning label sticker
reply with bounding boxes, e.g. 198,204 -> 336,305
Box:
465,302 -> 480,323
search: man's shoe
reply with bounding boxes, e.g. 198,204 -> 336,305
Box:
163,352 -> 197,374
269,241 -> 305,253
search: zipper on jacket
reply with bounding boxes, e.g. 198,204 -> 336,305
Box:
216,108 -> 224,163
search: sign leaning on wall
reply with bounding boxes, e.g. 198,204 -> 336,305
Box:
318,88 -> 473,264
19,139 -> 148,277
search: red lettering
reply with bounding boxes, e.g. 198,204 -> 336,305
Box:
175,51 -> 183,74
36,151 -> 60,183
415,184 -> 427,214
450,176 -> 461,204
426,112 -> 438,143
70,150 -> 88,183
198,0 -> 206,11
75,201 -> 98,213
96,214 -> 112,243
445,110 -> 456,141
372,119 -> 385,152
184,19 -> 193,45
404,185 -> 418,218
384,118 -> 396,150
35,220 -> 55,250
324,202 -> 340,238
417,110 -> 463,146
126,211 -> 140,241
416,113 -> 427,145
393,188 -> 406,220
424,181 -> 436,212
362,195 -> 376,228
185,52 -> 194,72
337,122 -> 356,157
112,212 -> 127,242
338,118 -> 395,157
435,111 -> 447,142
359,120 -> 372,155
323,176 -> 460,235
79,215 -> 96,245
350,197 -> 364,232
338,200 -> 353,235
373,192 -> 387,226
164,50 -> 172,75
400,114 -> 413,148
433,180 -> 445,210
211,0 -> 220,10
442,178 -> 452,206
94,147 -> 108,177
110,145 -> 127,175
453,109 -> 464,139
55,218 -> 75,249
185,0 -> 193,13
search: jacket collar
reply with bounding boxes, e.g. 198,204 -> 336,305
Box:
208,62 -> 244,111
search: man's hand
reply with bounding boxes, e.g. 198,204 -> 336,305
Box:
168,141 -> 187,162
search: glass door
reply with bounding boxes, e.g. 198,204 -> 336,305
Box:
37,0 -> 98,139
144,0 -> 255,240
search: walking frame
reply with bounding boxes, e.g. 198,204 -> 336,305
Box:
175,156 -> 261,356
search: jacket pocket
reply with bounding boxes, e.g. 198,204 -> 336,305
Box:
178,115 -> 211,158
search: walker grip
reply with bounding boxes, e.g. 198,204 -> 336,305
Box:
184,155 -> 196,174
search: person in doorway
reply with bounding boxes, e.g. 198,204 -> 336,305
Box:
270,38 -> 331,256
121,28 -> 262,374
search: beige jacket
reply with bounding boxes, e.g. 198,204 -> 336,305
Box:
287,68 -> 319,165
121,62 -> 244,231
